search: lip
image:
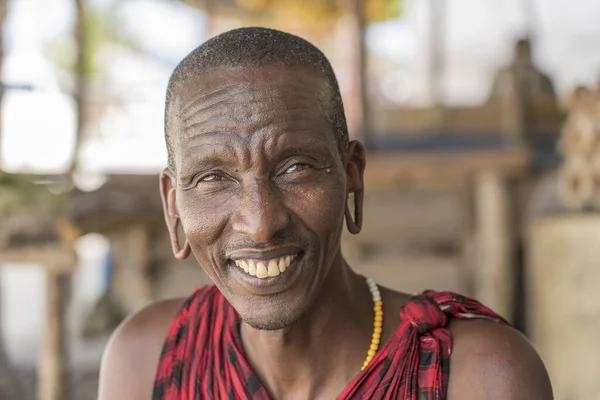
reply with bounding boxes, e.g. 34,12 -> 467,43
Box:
228,251 -> 305,296
227,245 -> 302,261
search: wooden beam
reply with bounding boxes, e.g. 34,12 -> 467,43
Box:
371,99 -> 563,135
0,246 -> 76,272
364,148 -> 529,191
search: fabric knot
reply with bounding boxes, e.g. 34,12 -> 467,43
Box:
401,292 -> 449,334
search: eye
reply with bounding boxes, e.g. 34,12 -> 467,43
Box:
198,173 -> 223,183
284,163 -> 311,174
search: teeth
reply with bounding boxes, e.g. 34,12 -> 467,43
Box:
267,260 -> 280,277
238,260 -> 249,273
256,262 -> 268,278
234,255 -> 298,279
248,260 -> 257,276
278,257 -> 286,273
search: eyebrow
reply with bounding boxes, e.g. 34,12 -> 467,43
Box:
178,145 -> 240,178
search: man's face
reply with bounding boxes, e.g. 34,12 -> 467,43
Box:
161,66 -> 363,330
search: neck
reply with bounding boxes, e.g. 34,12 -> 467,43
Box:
240,255 -> 373,399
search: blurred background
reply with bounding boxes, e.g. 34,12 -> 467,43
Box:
0,0 -> 599,399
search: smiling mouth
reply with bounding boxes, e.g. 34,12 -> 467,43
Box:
233,254 -> 298,279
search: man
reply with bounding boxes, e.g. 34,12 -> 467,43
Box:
487,38 -> 556,103
98,28 -> 552,399
487,38 -> 558,145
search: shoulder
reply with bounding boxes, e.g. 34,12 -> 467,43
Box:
446,318 -> 553,400
97,297 -> 186,400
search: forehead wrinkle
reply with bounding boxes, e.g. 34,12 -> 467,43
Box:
175,71 -> 335,155
179,84 -> 237,116
181,98 -> 230,124
181,142 -> 240,163
181,74 -> 326,121
183,109 -> 326,142
183,130 -> 249,148
183,88 -> 316,121
182,89 -> 327,135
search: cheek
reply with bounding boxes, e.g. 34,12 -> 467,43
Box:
286,177 -> 346,238
177,190 -> 231,249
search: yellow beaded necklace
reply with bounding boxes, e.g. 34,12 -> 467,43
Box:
361,277 -> 383,371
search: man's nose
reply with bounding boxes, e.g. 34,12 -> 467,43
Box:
231,179 -> 290,243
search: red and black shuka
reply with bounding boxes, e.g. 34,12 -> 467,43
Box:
153,286 -> 507,400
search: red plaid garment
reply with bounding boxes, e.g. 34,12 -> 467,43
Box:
153,285 -> 507,399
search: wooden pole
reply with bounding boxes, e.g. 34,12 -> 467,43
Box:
352,0 -> 371,149
460,178 -> 477,297
429,0 -> 445,106
473,171 -> 514,322
204,0 -> 216,39
110,225 -> 152,314
38,271 -> 70,400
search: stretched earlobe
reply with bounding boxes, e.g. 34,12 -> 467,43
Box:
160,169 -> 191,260
344,140 -> 365,235
169,217 -> 191,260
345,192 -> 363,234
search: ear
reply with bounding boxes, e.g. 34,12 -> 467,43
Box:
344,140 -> 366,234
160,168 -> 191,260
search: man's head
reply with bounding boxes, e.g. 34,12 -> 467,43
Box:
160,27 -> 365,331
514,38 -> 532,64
164,27 -> 349,174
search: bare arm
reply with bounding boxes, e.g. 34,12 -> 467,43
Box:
97,299 -> 183,400
446,319 -> 553,399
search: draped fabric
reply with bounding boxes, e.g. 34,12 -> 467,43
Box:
153,285 -> 507,400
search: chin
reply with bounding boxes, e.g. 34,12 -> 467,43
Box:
235,297 -> 309,331
242,315 -> 300,331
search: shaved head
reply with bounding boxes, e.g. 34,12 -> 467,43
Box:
164,27 -> 349,173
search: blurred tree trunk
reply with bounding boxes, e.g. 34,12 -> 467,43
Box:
70,0 -> 87,177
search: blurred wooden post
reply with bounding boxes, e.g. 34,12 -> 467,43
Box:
204,0 -> 216,39
38,271 -> 70,400
351,0 -> 371,149
429,0 -> 445,106
473,171 -> 514,321
0,241 -> 76,400
459,179 -> 477,296
110,225 -> 152,314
